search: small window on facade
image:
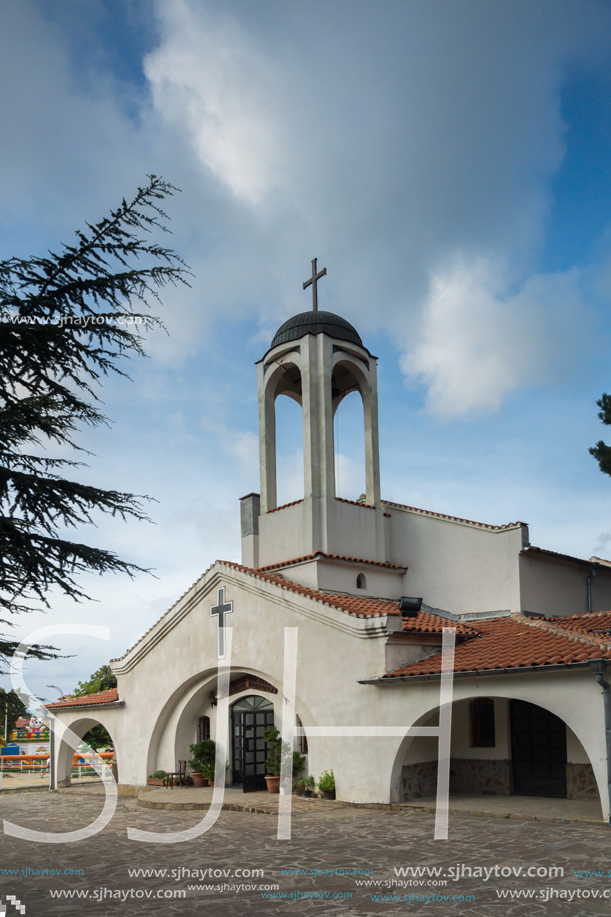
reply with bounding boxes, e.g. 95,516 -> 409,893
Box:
470,698 -> 495,747
198,716 -> 211,742
296,714 -> 308,754
356,573 -> 367,590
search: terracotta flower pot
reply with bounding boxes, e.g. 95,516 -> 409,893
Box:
191,773 -> 208,788
265,775 -> 281,794
320,789 -> 336,800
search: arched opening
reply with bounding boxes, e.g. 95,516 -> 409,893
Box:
391,696 -> 601,806
332,362 -> 366,500
275,394 -> 304,506
230,695 -> 275,792
56,717 -> 116,787
267,360 -> 304,508
356,573 -> 367,590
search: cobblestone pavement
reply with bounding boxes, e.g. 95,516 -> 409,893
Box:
0,788 -> 610,916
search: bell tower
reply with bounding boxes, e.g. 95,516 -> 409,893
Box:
240,261 -> 387,570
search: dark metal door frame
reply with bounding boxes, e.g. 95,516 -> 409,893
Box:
231,695 -> 274,793
510,699 -> 567,798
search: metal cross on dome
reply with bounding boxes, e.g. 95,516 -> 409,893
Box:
210,587 -> 233,659
303,258 -> 327,311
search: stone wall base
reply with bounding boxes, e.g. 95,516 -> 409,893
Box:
117,784 -> 139,797
401,760 -> 601,802
450,757 -> 511,796
567,763 -> 599,801
401,758 -> 511,800
401,761 -> 439,800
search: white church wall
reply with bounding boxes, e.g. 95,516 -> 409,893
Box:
566,725 -> 590,763
271,556 -> 404,598
450,697 -> 510,760
380,669 -> 606,813
384,635 -> 441,671
519,553 -> 611,617
385,507 -> 523,615
258,501 -> 310,566
51,564 -> 607,816
108,565 -> 390,788
313,558 -> 404,598
271,560 -> 320,589
324,500 -> 385,563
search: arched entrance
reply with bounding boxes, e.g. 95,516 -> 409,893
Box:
231,695 -> 274,792
55,716 -> 116,788
391,695 -> 600,806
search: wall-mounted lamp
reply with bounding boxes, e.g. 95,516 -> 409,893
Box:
209,690 -> 218,708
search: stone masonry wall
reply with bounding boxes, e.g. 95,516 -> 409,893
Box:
567,763 -> 599,801
401,758 -> 511,800
400,761 -> 438,800
449,757 -> 511,796
401,759 -> 601,801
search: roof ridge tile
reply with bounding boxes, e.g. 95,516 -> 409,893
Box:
381,500 -> 523,531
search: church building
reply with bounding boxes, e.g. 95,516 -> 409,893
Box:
49,263 -> 611,820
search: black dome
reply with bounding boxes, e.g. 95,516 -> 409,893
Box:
271,311 -> 362,349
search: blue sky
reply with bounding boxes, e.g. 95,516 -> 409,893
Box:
3,0 -> 611,701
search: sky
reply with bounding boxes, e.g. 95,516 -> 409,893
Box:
3,0 -> 611,702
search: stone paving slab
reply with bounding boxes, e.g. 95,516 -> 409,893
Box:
133,785 -> 605,826
1,774 -> 100,793
137,785 -> 343,814
400,793 -> 605,826
1,789 -> 610,916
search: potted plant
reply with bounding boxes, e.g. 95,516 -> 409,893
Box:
293,778 -> 306,796
147,770 -> 167,787
203,759 -> 229,788
262,725 -> 282,792
302,775 -> 316,797
262,726 -> 306,793
188,739 -> 215,788
317,769 -> 336,800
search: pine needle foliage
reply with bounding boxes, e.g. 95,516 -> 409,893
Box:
0,688 -> 28,741
0,176 -> 190,671
590,393 -> 611,478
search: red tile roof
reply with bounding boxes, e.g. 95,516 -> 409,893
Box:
110,560 -> 478,662
335,497 -> 375,509
266,499 -> 304,514
226,563 -> 401,618
546,611 -> 611,636
217,563 -> 477,634
255,552 -> 406,572
382,500 -> 524,531
382,613 -> 611,680
45,689 -> 120,710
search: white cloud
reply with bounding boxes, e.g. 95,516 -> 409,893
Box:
144,0 -> 285,203
401,258 -> 587,417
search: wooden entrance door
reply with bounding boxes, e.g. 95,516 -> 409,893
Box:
510,700 -> 567,797
231,695 -> 274,792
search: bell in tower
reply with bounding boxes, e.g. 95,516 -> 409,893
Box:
240,260 -> 387,570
